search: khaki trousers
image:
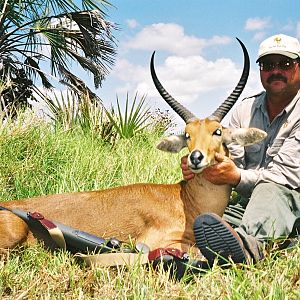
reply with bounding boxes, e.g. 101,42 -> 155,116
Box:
236,182 -> 300,243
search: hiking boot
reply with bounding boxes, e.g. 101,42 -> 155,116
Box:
193,213 -> 252,265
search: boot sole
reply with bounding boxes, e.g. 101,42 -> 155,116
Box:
193,213 -> 247,264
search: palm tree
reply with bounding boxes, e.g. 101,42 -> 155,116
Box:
0,0 -> 117,117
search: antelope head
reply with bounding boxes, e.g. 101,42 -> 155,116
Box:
151,38 -> 266,173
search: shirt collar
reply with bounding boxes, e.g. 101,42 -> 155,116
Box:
284,90 -> 300,114
255,89 -> 300,115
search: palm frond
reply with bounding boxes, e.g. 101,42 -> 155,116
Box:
0,0 -> 117,116
104,93 -> 152,139
58,64 -> 101,103
24,57 -> 53,89
44,91 -> 79,130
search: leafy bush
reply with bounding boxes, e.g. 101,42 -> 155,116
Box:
45,91 -> 174,142
104,93 -> 151,139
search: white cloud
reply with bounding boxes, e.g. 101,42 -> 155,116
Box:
252,31 -> 267,41
103,22 -> 263,122
111,58 -> 148,82
124,23 -> 231,56
126,19 -> 139,29
245,17 -> 271,31
207,35 -> 232,46
109,52 -> 262,120
152,56 -> 238,97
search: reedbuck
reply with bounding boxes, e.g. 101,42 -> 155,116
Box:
0,39 -> 266,256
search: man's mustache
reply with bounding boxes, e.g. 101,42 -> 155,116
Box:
267,74 -> 287,84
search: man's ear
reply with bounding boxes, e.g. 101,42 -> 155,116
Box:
223,128 -> 267,146
157,135 -> 187,153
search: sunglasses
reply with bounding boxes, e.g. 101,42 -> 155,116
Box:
258,59 -> 298,72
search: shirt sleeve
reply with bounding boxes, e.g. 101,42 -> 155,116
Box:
228,103 -> 300,198
227,104 -> 261,198
257,127 -> 300,189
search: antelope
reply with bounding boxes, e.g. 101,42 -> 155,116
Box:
0,39 -> 266,257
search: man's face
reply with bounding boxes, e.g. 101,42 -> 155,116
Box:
258,54 -> 300,96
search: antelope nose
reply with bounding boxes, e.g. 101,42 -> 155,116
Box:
190,150 -> 204,166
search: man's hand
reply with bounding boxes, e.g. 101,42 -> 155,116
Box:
202,153 -> 241,186
181,155 -> 195,180
180,153 -> 241,186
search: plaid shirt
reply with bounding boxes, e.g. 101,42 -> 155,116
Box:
228,90 -> 300,198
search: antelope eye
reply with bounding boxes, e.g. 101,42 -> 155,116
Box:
185,132 -> 190,140
213,128 -> 222,136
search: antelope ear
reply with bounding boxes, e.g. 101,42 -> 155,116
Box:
223,128 -> 267,146
157,135 -> 187,153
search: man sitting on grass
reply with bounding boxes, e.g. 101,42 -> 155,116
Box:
181,33 -> 300,265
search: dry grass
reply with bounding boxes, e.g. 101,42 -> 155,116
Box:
0,114 -> 299,299
0,242 -> 299,299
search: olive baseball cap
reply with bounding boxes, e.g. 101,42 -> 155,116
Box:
256,34 -> 300,62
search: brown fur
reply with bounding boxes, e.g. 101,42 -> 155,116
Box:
0,118 -> 266,255
0,179 -> 230,255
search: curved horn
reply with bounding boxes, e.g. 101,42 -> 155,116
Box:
209,38 -> 250,122
150,52 -> 196,123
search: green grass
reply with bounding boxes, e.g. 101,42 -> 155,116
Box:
0,114 -> 299,299
0,115 -> 183,200
1,244 -> 299,299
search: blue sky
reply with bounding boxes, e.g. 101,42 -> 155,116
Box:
92,0 -> 300,125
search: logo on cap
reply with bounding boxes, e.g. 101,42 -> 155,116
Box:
274,36 -> 282,44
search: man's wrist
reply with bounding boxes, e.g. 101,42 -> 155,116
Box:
231,169 -> 241,187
